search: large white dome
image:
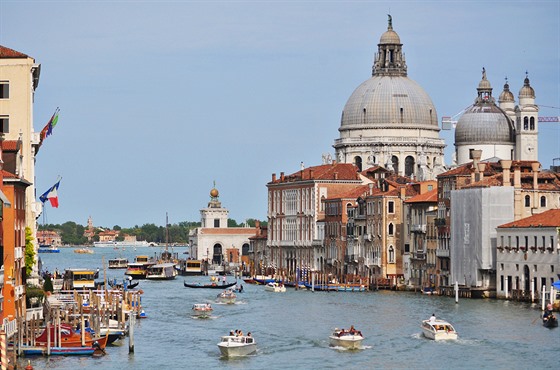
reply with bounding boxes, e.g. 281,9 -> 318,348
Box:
340,75 -> 439,130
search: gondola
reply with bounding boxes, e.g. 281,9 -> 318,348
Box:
543,314 -> 558,328
183,281 -> 237,289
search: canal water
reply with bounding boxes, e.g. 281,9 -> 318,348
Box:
21,246 -> 557,369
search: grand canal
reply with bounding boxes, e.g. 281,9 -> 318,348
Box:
20,247 -> 557,369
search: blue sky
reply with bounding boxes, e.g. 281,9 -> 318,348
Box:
0,1 -> 558,228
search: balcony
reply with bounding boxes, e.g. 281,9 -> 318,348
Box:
411,224 -> 426,233
410,251 -> 426,260
434,218 -> 446,227
436,248 -> 450,258
14,247 -> 23,260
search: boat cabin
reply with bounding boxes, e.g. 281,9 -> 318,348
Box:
146,263 -> 176,280
108,258 -> 129,269
62,269 -> 97,290
220,335 -> 254,345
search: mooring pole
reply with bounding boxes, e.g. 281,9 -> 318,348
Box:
128,312 -> 135,353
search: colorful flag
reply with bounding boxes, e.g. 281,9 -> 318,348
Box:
40,179 -> 61,208
40,108 -> 60,142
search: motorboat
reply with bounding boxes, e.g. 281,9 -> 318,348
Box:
216,289 -> 237,304
74,247 -> 94,254
264,282 -> 286,292
108,258 -> 129,269
192,303 -> 213,318
145,263 -> 177,280
328,327 -> 364,349
421,319 -> 458,340
35,323 -> 108,348
125,255 -> 156,279
217,334 -> 256,357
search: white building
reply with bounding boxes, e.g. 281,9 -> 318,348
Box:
189,186 -> 254,271
496,209 -> 560,300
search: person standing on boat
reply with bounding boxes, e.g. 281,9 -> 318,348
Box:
222,276 -> 226,285
429,313 -> 436,322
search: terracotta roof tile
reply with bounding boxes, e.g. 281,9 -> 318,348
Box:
270,163 -> 360,184
1,140 -> 19,151
498,209 -> 560,228
0,45 -> 29,58
405,188 -> 438,203
1,170 -> 17,179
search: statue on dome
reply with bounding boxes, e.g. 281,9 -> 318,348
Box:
388,14 -> 392,29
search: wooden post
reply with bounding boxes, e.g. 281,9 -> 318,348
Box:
454,281 -> 459,304
541,285 -> 546,311
531,278 -> 535,303
128,312 -> 134,353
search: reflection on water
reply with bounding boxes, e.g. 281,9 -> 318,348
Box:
26,246 -> 558,369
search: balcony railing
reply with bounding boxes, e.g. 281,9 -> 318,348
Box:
436,248 -> 450,257
411,224 -> 426,233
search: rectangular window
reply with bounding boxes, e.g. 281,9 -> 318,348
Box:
388,201 -> 394,214
214,219 -> 220,228
0,116 -> 8,133
0,82 -> 8,99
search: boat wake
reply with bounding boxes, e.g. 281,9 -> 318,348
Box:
329,345 -> 369,351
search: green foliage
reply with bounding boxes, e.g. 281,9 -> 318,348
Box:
24,227 -> 35,277
26,286 -> 45,307
43,274 -> 54,293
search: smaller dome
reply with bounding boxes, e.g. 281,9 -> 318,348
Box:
210,188 -> 219,198
519,76 -> 535,98
499,82 -> 514,102
379,29 -> 401,44
478,78 -> 491,90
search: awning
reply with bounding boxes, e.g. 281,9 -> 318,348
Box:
0,190 -> 11,207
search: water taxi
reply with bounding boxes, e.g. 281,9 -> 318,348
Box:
264,282 -> 286,292
216,289 -> 237,304
329,327 -> 364,349
74,247 -> 94,254
217,334 -> 256,357
145,263 -> 177,280
421,319 -> 458,340
192,303 -> 213,318
108,258 -> 129,269
62,269 -> 97,290
175,259 -> 203,275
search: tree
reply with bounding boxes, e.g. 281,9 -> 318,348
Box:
43,274 -> 53,293
24,227 -> 35,277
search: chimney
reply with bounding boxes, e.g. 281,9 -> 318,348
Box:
280,172 -> 285,181
531,162 -> 540,190
477,162 -> 486,181
400,186 -> 406,200
500,160 -> 512,186
272,173 -> 277,182
255,220 -> 261,236
513,165 -> 521,188
368,183 -> 374,195
309,169 -> 314,179
471,150 -> 482,171
333,172 -> 338,180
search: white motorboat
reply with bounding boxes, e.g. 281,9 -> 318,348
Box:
421,319 -> 458,340
216,289 -> 237,304
264,282 -> 286,292
145,263 -> 177,280
192,303 -> 213,318
217,335 -> 256,357
329,328 -> 364,349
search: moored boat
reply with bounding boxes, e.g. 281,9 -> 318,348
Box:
35,323 -> 108,348
217,334 -> 256,357
264,282 -> 286,292
62,269 -> 97,290
145,263 -> 177,280
328,327 -> 364,349
74,247 -> 94,254
192,303 -> 213,318
125,255 -> 155,279
216,289 -> 237,304
421,318 -> 458,340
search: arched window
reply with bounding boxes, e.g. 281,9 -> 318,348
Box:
391,155 -> 399,174
388,223 -> 394,236
354,156 -> 363,172
524,195 -> 530,207
530,117 -> 535,130
405,156 -> 415,177
540,196 -> 546,207
388,246 -> 395,263
523,116 -> 529,130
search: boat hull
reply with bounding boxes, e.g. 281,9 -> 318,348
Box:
184,281 -> 237,289
421,320 -> 458,340
217,336 -> 256,357
328,335 -> 363,349
543,317 -> 558,328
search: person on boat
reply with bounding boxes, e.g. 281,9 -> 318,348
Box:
338,329 -> 346,337
247,332 -> 252,337
429,313 -> 436,322
229,330 -> 235,336
349,325 -> 356,334
222,276 -> 227,285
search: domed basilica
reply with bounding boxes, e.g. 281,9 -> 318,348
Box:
333,16 -> 446,180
